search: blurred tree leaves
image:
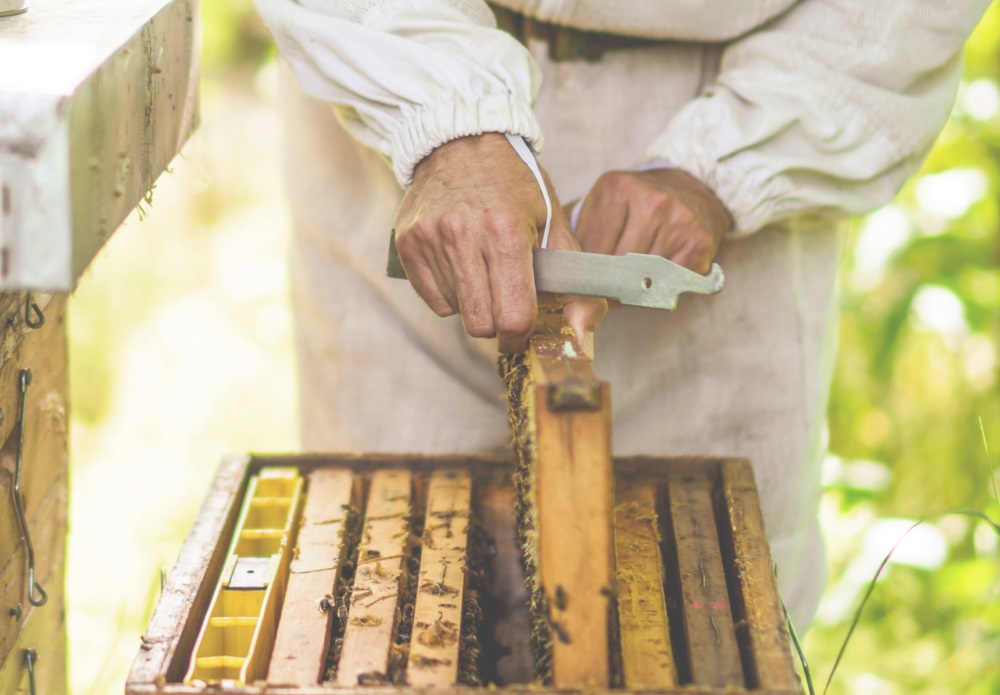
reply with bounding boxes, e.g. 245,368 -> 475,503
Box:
202,0 -> 274,73
816,4 -> 1000,693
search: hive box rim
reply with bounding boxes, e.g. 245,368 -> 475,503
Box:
127,452 -> 796,695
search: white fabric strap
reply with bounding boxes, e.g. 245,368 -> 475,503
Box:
505,133 -> 552,249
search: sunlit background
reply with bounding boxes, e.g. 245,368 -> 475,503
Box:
65,3 -> 999,694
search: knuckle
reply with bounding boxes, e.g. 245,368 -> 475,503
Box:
670,205 -> 696,229
398,220 -> 438,253
438,214 -> 466,242
432,302 -> 456,318
645,190 -> 672,217
486,208 -> 521,235
495,310 -> 534,339
464,315 -> 495,338
394,225 -> 419,250
486,213 -> 533,248
598,170 -> 631,196
682,236 -> 716,271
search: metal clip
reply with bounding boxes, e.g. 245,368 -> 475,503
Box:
24,293 -> 44,329
23,649 -> 37,695
13,369 -> 47,607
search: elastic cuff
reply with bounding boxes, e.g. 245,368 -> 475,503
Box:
389,91 -> 543,186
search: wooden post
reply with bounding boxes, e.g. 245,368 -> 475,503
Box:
268,468 -> 355,686
614,477 -> 677,688
336,469 -> 411,685
406,469 -> 472,686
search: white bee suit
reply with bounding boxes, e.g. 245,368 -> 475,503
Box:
254,0 -> 988,630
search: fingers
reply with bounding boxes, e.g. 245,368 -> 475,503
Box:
574,168 -> 728,274
484,216 -> 537,353
576,171 -> 629,255
395,229 -> 456,317
397,206 -> 540,351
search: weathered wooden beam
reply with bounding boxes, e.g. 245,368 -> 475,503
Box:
0,579 -> 67,695
267,468 -> 355,686
0,296 -> 67,564
0,470 -> 66,669
613,477 -> 677,688
0,0 -> 199,290
336,469 -> 411,685
407,469 -> 472,686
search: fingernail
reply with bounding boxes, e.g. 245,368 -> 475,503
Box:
580,330 -> 595,360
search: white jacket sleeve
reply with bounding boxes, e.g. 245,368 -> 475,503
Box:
254,0 -> 543,186
646,1 -> 990,235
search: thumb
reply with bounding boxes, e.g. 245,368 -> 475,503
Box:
544,205 -> 607,359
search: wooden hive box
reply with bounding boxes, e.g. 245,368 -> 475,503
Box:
127,452 -> 802,695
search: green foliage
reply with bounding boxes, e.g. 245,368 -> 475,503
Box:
201,0 -> 275,73
809,5 -> 1000,693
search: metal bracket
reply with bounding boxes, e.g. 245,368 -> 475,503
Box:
13,369 -> 47,607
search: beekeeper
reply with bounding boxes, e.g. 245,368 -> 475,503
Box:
252,0 -> 989,630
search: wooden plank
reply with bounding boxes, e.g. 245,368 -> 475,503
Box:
476,483 -> 533,684
336,469 -> 411,685
126,455 -> 251,686
407,469 -> 472,686
0,470 -> 66,667
666,470 -> 744,688
0,0 -> 199,290
527,329 -> 614,687
0,578 -> 67,695
0,297 -> 67,563
613,477 -> 677,688
267,468 -> 354,686
719,460 -> 798,690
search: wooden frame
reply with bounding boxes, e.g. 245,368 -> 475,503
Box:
517,329 -> 614,686
127,453 -> 801,695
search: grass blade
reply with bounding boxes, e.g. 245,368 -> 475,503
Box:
783,597 -> 815,695
822,509 -> 1000,695
979,417 -> 999,506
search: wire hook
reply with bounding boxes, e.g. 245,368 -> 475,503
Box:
24,293 -> 44,330
23,649 -> 38,695
13,369 -> 47,607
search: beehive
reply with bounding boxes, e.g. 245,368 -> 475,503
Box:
127,452 -> 802,694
